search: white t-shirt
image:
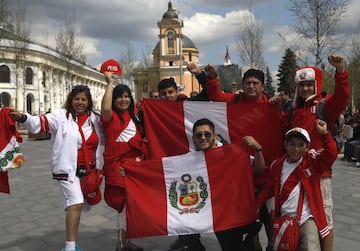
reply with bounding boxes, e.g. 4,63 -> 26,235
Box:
280,158 -> 313,225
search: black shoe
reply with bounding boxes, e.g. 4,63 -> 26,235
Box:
168,238 -> 188,250
127,241 -> 144,251
266,245 -> 273,251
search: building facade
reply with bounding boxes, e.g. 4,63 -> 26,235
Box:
133,1 -> 201,100
0,29 -> 106,114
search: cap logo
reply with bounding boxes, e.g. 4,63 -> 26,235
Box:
106,65 -> 118,71
299,72 -> 307,80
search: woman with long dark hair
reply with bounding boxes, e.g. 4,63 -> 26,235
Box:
101,72 -> 146,251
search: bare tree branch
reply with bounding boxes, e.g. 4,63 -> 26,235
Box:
235,12 -> 266,70
289,0 -> 349,66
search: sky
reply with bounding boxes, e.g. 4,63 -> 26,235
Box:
7,0 -> 360,84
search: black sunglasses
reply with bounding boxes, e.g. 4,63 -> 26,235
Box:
195,131 -> 212,140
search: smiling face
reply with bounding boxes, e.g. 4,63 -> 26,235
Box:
71,92 -> 89,115
114,91 -> 131,113
297,81 -> 315,100
192,125 -> 216,151
242,77 -> 265,101
284,136 -> 309,163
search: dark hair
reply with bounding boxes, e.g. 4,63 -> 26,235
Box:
64,85 -> 97,120
278,89 -> 290,96
112,84 -> 142,130
285,134 -> 309,146
242,69 -> 264,85
193,118 -> 215,133
148,90 -> 159,98
157,78 -> 178,92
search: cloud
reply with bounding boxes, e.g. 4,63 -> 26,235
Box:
6,0 -> 358,73
338,0 -> 360,34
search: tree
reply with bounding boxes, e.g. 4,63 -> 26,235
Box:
276,48 -> 298,98
235,11 -> 266,70
289,0 -> 349,66
264,66 -> 275,98
55,16 -> 86,94
0,0 -> 13,35
119,41 -> 137,96
55,17 -> 86,63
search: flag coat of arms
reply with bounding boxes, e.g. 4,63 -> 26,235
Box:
123,143 -> 257,238
142,99 -> 284,166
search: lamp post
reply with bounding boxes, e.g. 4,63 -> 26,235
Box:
179,19 -> 184,93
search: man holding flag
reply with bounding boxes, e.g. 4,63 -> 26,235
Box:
122,118 -> 266,251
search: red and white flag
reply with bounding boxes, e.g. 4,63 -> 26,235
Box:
143,99 -> 284,165
0,108 -> 25,194
123,143 -> 257,238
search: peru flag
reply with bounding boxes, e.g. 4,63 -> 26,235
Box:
123,143 -> 257,238
142,99 -> 284,165
0,108 -> 25,194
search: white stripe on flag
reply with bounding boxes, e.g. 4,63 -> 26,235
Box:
183,101 -> 230,151
163,151 -> 214,235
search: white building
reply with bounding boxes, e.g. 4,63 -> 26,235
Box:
0,28 -> 106,114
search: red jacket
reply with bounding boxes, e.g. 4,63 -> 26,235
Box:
281,68 -> 349,177
257,132 -> 337,238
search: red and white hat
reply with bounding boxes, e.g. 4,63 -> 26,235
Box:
100,59 -> 122,76
285,127 -> 311,144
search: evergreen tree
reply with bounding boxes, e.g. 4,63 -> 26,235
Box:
264,66 -> 275,98
276,48 -> 297,98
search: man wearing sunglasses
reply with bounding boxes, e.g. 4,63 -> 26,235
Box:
169,119 -> 218,251
168,119 -> 217,251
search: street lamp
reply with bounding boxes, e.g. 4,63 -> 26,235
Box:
179,19 -> 184,93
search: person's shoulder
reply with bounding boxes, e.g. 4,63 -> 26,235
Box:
177,94 -> 188,101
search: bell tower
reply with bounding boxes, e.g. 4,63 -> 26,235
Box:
152,1 -> 199,95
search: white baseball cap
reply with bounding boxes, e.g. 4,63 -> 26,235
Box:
285,127 -> 311,144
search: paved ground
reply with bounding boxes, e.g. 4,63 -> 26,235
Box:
1,138 -> 360,251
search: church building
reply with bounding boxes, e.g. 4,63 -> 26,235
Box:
133,1 -> 201,99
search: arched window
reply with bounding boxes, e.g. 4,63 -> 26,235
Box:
26,93 -> 34,114
0,65 -> 10,83
0,92 -> 11,107
25,67 -> 33,85
42,70 -> 46,87
167,30 -> 175,54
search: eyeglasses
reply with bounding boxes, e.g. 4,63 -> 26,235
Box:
195,131 -> 212,140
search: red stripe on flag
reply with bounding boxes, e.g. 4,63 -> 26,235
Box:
205,143 -> 257,232
143,99 -> 189,158
123,160 -> 168,238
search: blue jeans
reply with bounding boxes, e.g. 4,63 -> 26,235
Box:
344,140 -> 360,160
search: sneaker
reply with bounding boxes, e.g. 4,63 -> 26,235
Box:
61,246 -> 81,251
115,240 -> 125,251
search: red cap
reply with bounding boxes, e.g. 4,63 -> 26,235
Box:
84,186 -> 101,205
100,59 -> 122,76
81,170 -> 103,205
